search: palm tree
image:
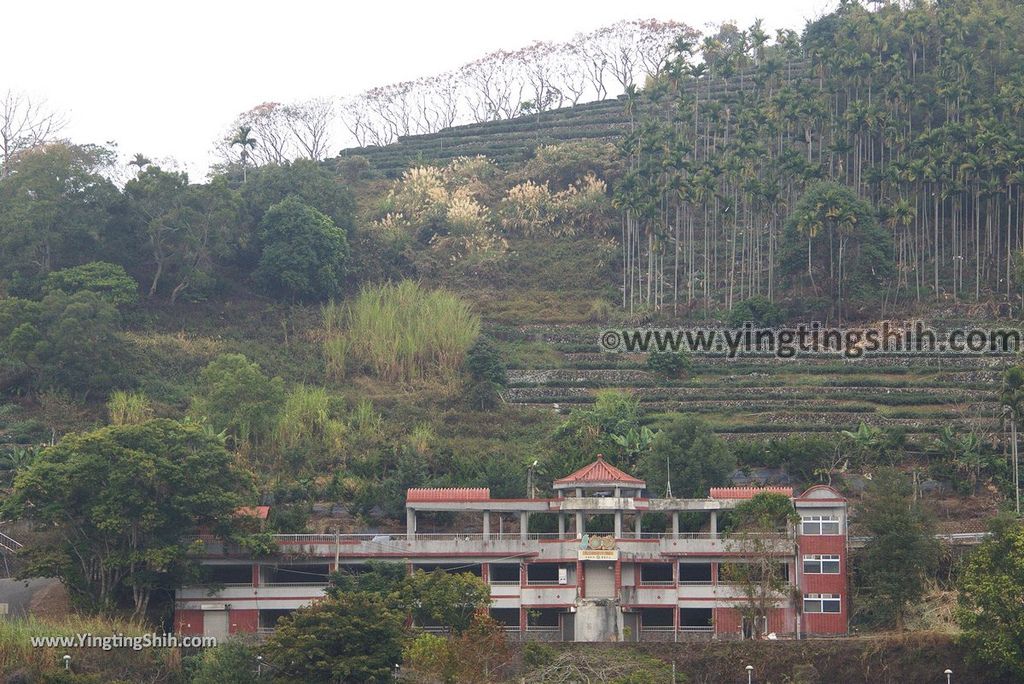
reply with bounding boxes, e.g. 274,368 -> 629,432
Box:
1000,367 -> 1024,516
128,153 -> 151,174
230,125 -> 258,182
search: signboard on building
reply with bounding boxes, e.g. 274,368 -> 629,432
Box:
578,548 -> 619,561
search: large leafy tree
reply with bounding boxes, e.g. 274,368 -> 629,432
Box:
261,591 -> 404,683
638,414 -> 735,498
547,389 -> 643,477
722,492 -> 799,639
240,158 -> 356,238
398,569 -> 491,633
855,468 -> 940,629
0,290 -> 124,397
0,143 -> 118,288
1,419 -> 252,615
253,196 -> 349,301
957,515 -> 1024,681
122,167 -> 238,302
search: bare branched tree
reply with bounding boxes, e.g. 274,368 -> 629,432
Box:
0,90 -> 67,176
285,97 -> 334,160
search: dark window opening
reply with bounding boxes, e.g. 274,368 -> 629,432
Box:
204,564 -> 252,585
527,563 -> 560,584
639,607 -> 673,627
259,609 -> 293,630
264,564 -> 330,584
414,563 -> 481,576
527,608 -> 560,627
489,608 -> 520,627
680,608 -> 713,628
679,562 -> 713,584
639,563 -> 673,583
490,563 -> 520,583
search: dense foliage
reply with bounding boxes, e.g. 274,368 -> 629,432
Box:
618,0 -> 1024,319
957,516 -> 1024,680
1,419 -> 252,614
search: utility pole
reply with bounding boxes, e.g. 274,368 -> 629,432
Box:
665,455 -> 672,498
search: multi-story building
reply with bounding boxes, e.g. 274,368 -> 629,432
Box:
174,457 -> 848,641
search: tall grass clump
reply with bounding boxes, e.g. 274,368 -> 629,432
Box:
0,615 -> 175,676
326,281 -> 480,383
274,385 -> 346,457
106,390 -> 153,425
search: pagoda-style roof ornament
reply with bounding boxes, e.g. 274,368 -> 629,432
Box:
553,455 -> 646,490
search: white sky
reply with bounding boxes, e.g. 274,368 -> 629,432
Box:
7,0 -> 837,177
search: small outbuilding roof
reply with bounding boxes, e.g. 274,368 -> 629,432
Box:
235,506 -> 271,520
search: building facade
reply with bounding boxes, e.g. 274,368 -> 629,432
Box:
174,458 -> 848,641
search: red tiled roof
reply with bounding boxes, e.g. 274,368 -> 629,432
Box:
407,487 -> 491,503
235,506 -> 271,520
554,456 -> 646,487
710,486 -> 794,499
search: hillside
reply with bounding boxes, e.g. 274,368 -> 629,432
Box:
3,1 -> 1024,681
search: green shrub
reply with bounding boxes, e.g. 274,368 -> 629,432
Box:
190,353 -> 285,449
43,262 -> 138,308
727,295 -> 784,328
645,350 -> 692,378
465,337 -> 507,386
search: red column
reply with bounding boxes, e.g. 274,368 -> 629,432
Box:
519,606 -> 527,633
481,563 -> 489,583
577,560 -> 585,598
614,559 -> 622,595
251,563 -> 260,588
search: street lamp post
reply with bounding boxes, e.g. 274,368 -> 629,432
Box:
944,668 -> 952,684
746,664 -> 754,684
62,655 -> 71,671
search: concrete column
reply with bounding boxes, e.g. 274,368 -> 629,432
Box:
672,512 -> 680,540
406,508 -> 416,540
483,511 -> 490,541
576,512 -> 585,537
634,514 -> 642,539
575,487 -> 583,498
614,487 -> 621,497
519,511 -> 529,540
558,514 -> 566,537
614,511 -> 623,538
710,511 -> 718,537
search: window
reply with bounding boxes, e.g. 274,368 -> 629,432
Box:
801,515 -> 840,535
802,554 -> 840,574
803,593 -> 841,613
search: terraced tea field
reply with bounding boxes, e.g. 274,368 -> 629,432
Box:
500,324 -> 1012,443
